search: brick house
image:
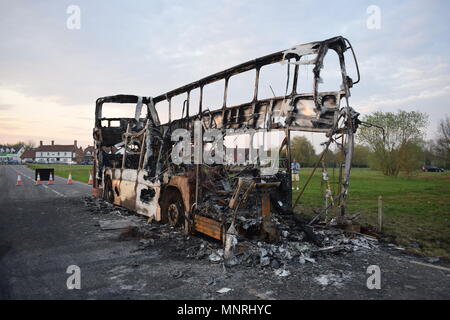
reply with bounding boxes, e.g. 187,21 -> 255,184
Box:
20,149 -> 36,163
83,145 -> 95,163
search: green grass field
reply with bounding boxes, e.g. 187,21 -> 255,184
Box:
293,168 -> 450,259
27,164 -> 93,184
26,164 -> 449,259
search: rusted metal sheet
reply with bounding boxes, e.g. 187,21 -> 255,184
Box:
261,193 -> 271,218
194,215 -> 224,241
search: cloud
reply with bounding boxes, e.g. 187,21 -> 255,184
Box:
367,85 -> 450,108
0,0 -> 449,146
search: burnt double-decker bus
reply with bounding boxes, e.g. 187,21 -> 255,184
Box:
92,36 -> 361,245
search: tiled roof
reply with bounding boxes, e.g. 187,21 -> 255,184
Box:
35,145 -> 78,152
84,146 -> 95,154
20,149 -> 36,159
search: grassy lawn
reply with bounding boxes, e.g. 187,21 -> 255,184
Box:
27,164 -> 93,184
293,168 -> 450,259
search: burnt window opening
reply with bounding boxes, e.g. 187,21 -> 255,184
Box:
100,102 -> 148,119
258,62 -> 295,100
140,187 -> 156,203
101,119 -> 121,128
202,79 -> 225,112
189,88 -> 201,117
297,63 -> 315,94
170,93 -> 188,121
155,100 -> 170,124
227,69 -> 256,106
124,139 -> 142,170
343,48 -> 359,86
317,50 -> 343,93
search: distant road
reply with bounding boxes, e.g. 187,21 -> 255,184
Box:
0,165 -> 91,201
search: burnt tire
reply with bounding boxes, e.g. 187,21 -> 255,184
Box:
161,190 -> 185,228
103,177 -> 114,204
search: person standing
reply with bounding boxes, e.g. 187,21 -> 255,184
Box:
291,159 -> 301,191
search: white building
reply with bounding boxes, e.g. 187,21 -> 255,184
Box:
0,146 -> 25,163
34,140 -> 83,164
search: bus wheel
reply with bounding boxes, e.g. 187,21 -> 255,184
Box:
162,191 -> 184,228
103,177 -> 114,204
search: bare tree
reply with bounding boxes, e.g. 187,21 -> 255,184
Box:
25,140 -> 36,150
435,116 -> 450,168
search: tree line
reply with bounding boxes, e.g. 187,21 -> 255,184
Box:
288,110 -> 450,176
0,141 -> 36,151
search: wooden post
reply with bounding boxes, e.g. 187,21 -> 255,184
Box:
378,195 -> 383,232
286,128 -> 293,209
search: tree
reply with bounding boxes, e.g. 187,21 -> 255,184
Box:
1,141 -> 36,151
357,110 -> 428,176
435,116 -> 450,168
423,139 -> 437,166
24,140 -> 36,150
322,148 -> 337,167
352,144 -> 371,167
397,141 -> 424,175
290,136 -> 317,167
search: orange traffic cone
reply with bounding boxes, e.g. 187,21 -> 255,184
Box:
88,172 -> 93,185
67,173 -> 73,185
35,173 -> 41,185
48,173 -> 54,185
16,174 -> 23,186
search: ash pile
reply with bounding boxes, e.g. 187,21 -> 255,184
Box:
207,214 -> 378,271
83,195 -> 378,274
189,167 -> 378,270
84,196 -> 207,250
84,196 -> 134,217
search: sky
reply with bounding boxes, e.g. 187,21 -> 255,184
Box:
0,0 -> 449,150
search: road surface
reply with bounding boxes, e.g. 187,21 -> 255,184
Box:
0,164 -> 449,300
1,164 -> 92,200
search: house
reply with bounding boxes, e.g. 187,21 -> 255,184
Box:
0,146 -> 25,163
83,146 -> 95,163
35,140 -> 84,164
20,149 -> 36,163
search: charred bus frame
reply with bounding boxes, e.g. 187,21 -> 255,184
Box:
93,36 -> 361,242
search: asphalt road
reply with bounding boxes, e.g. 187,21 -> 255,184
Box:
0,164 -> 449,300
0,164 -> 92,199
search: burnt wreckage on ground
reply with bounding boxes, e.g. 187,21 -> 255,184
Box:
93,36 -> 362,251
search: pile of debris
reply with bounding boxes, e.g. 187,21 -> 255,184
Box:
206,220 -> 378,270
83,196 -> 378,274
84,196 -> 134,217
84,195 -> 212,250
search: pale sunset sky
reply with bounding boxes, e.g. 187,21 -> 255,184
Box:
1,0 -> 449,149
